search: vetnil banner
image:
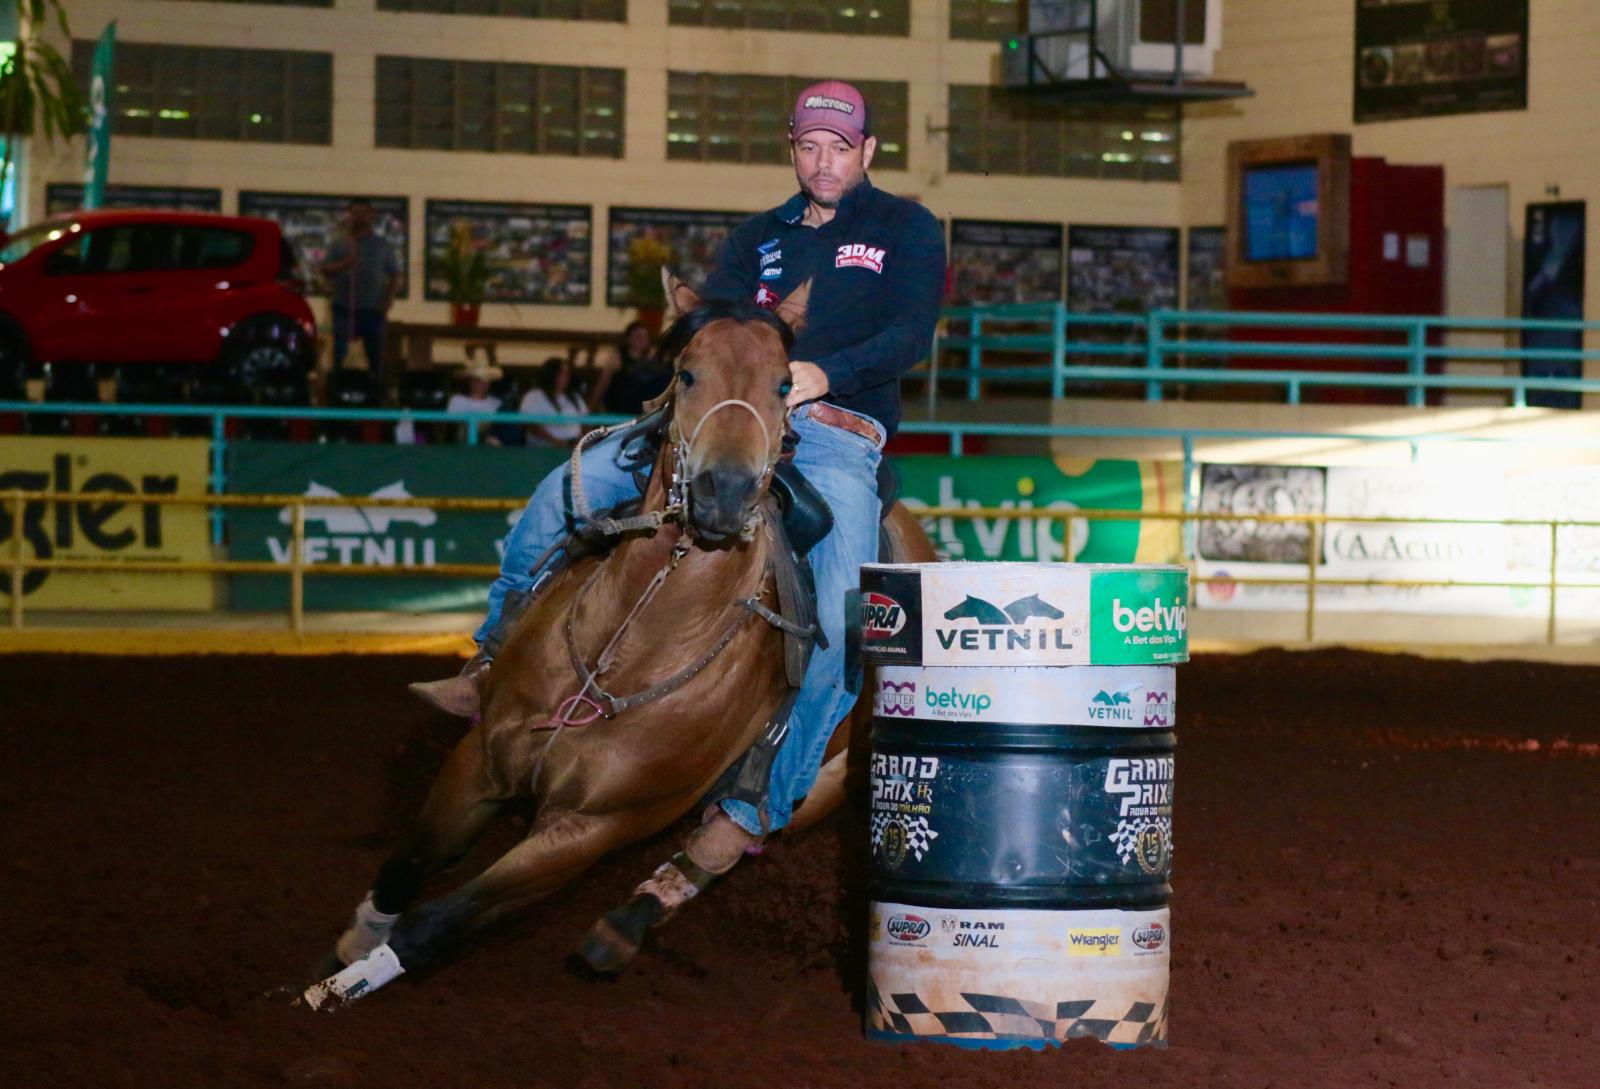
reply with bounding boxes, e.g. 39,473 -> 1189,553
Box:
228,442 -> 566,611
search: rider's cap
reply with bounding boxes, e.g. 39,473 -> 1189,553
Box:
789,80 -> 868,147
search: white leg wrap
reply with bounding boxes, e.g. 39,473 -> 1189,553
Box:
336,892 -> 401,966
302,943 -> 405,1011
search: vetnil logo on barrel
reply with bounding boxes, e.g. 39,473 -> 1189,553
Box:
1090,568 -> 1189,664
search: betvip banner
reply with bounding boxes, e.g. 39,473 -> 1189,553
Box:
0,437 -> 213,610
895,456 -> 1178,566
228,442 -> 566,611
873,665 -> 1176,728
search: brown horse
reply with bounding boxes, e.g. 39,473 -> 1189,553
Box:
305,277 -> 935,1008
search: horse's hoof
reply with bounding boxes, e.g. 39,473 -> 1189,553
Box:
578,918 -> 639,975
578,893 -> 666,974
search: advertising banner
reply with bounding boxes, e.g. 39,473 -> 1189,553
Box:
606,207 -> 749,307
873,664 -> 1175,728
83,23 -> 117,210
1193,461 -> 1600,617
895,456 -> 1181,566
228,442 -> 567,611
1355,0 -> 1528,124
425,200 -> 591,306
0,437 -> 213,609
239,191 -> 411,298
949,219 -> 1064,305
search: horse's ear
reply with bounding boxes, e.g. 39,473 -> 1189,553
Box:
663,267 -> 701,318
773,278 -> 811,336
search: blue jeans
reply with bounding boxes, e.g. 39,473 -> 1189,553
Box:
331,306 -> 387,382
479,403 -> 884,836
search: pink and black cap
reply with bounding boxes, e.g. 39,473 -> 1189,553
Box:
789,80 -> 869,147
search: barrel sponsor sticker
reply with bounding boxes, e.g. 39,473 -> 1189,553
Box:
1104,756 -> 1175,875
869,752 -> 940,870
1131,921 -> 1167,955
1067,928 -> 1122,956
859,567 -> 923,662
885,912 -> 932,944
919,564 -> 1091,666
1089,568 -> 1190,664
874,665 -> 1176,727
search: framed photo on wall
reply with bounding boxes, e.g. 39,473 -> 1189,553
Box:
1185,227 -> 1227,311
239,191 -> 411,299
605,208 -> 748,308
45,183 -> 223,215
425,200 -> 592,307
1355,0 -> 1529,123
949,219 -> 1063,305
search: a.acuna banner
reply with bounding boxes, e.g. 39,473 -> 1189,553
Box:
0,437 -> 213,609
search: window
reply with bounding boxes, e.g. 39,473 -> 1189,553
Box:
72,41 -> 332,145
44,226 -> 256,274
377,57 -> 624,157
667,73 -> 908,170
668,0 -> 908,36
378,0 -> 625,19
949,0 -> 1020,41
947,85 -> 1179,181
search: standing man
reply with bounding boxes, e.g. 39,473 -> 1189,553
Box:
411,79 -> 945,855
322,198 -> 401,388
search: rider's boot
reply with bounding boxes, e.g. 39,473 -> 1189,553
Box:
579,810 -> 762,973
407,583 -> 538,718
407,648 -> 492,718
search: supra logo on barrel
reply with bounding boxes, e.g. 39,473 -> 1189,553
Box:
862,592 -> 907,639
886,913 -> 931,943
1132,922 -> 1166,952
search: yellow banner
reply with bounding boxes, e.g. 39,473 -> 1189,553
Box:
0,437 -> 215,610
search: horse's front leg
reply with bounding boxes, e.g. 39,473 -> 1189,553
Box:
322,727 -> 504,973
305,806 -> 648,1009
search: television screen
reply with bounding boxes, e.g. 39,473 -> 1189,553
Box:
1243,163 -> 1319,262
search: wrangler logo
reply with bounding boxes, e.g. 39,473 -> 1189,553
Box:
836,244 -> 885,272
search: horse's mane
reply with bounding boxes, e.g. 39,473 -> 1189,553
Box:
655,298 -> 796,370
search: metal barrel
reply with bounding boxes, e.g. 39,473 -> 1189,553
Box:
859,562 -> 1186,1051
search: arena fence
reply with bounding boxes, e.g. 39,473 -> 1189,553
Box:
932,306 -> 1600,407
4,488 -> 1593,645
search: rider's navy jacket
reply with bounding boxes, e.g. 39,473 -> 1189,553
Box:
701,178 -> 946,439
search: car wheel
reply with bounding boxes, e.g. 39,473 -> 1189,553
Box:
220,314 -> 311,395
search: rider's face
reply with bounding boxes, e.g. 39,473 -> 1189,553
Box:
791,132 -> 877,209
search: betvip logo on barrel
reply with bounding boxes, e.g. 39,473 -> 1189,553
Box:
1090,569 -> 1189,664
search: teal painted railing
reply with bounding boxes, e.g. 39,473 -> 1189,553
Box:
930,306 -> 1600,408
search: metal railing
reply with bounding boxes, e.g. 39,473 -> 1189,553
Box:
929,306 -> 1600,408
4,489 -> 1596,645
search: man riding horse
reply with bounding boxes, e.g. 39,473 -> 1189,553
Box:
413,79 -> 945,867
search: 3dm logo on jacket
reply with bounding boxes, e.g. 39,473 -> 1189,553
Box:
835,243 -> 885,272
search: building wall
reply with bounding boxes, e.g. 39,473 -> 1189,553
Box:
30,0 -> 1183,332
1183,0 -> 1597,320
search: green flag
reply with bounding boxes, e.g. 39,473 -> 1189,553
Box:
83,23 -> 116,210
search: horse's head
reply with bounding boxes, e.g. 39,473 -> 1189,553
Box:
657,273 -> 811,543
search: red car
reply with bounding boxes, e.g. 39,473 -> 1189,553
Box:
0,209 -> 317,394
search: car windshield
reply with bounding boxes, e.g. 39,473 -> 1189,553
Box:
0,222 -> 78,265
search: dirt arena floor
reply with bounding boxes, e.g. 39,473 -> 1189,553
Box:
5,648 -> 1598,1088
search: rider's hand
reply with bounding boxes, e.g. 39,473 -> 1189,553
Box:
786,361 -> 829,407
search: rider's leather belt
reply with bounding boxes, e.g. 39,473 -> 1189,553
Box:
808,402 -> 881,445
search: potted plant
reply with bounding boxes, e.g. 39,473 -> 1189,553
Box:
627,235 -> 672,333
1,0 -> 88,223
438,219 -> 488,327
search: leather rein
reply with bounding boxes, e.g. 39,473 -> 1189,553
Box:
540,390 -> 796,731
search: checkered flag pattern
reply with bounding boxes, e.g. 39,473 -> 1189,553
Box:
870,813 -> 939,861
1110,816 -> 1172,866
868,978 -> 1167,1048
